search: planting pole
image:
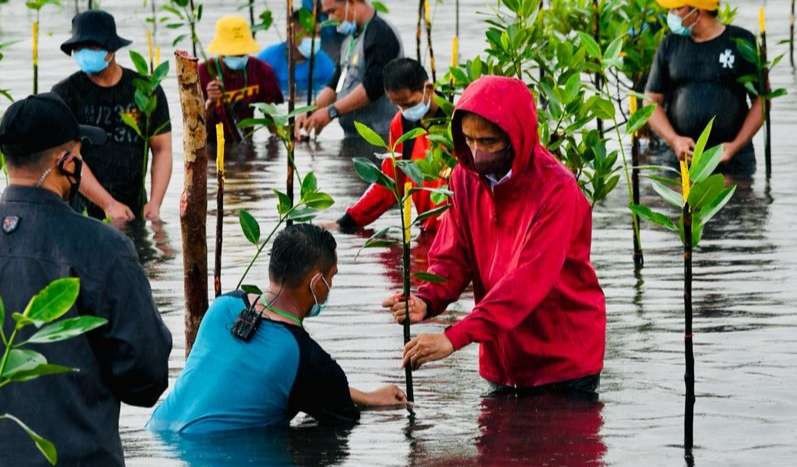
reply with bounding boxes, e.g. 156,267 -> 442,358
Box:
287,0 -> 297,224
759,7 -> 772,178
683,200 -> 695,463
400,181 -> 415,406
249,0 -> 256,37
629,95 -> 644,269
88,0 -> 93,9
189,0 -> 198,58
416,0 -> 423,62
32,16 -> 39,94
423,0 -> 437,82
791,0 -> 795,68
214,123 -> 225,298
593,0 -> 604,136
175,51 -> 209,357
151,0 -> 158,43
307,0 -> 320,107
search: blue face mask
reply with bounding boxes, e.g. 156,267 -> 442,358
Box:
297,37 -> 322,59
73,48 -> 110,74
336,1 -> 357,35
222,55 -> 249,71
308,274 -> 330,318
401,87 -> 432,122
667,9 -> 696,37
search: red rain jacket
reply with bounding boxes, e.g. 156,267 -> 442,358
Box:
417,76 -> 606,388
345,113 -> 446,231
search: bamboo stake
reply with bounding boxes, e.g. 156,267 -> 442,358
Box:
416,0 -> 423,62
683,200 -> 695,464
32,19 -> 39,94
629,95 -> 644,269
759,7 -> 772,178
307,0 -> 320,106
151,0 -> 158,44
287,0 -> 297,224
423,0 -> 437,82
189,0 -> 199,58
400,180 -> 415,406
791,0 -> 795,68
214,123 -> 225,298
175,51 -> 209,357
593,0 -> 604,137
249,0 -> 256,37
88,0 -> 93,9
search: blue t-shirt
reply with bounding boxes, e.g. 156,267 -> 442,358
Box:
257,42 -> 336,96
148,292 -> 359,434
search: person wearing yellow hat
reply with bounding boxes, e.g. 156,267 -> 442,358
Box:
199,15 -> 284,146
644,0 -> 763,176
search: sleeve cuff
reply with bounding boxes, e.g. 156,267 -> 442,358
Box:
444,323 -> 472,351
337,211 -> 360,233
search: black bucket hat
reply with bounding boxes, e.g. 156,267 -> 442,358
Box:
0,93 -> 107,159
60,10 -> 132,55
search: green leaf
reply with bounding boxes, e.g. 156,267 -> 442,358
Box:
286,207 -> 317,222
588,95 -> 615,120
626,104 -> 656,135
129,50 -> 150,76
354,121 -> 387,149
0,414 -> 57,465
394,128 -> 427,149
414,271 -> 447,284
4,364 -> 75,383
412,205 -> 450,226
602,37 -> 624,66
273,190 -> 293,216
577,32 -> 602,59
689,144 -> 723,183
300,172 -> 318,199
240,284 -> 263,295
237,118 -> 272,129
286,105 -> 316,119
691,118 -> 714,167
651,179 -> 684,208
152,60 -> 170,82
23,277 -> 79,326
297,7 -> 315,34
372,1 -> 389,13
238,210 -> 260,245
0,296 -> 5,333
120,112 -> 143,137
352,158 -> 396,191
1,349 -> 46,378
395,160 -> 424,185
302,192 -> 335,210
25,316 -> 107,344
698,185 -> 736,226
630,204 -> 677,231
364,238 -> 399,248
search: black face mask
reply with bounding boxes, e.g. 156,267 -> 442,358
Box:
57,152 -> 83,202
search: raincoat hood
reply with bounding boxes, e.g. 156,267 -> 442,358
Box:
451,76 -> 542,179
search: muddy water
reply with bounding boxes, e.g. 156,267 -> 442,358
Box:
2,1 -> 796,465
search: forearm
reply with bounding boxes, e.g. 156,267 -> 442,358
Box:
315,86 -> 337,109
727,97 -> 765,155
333,84 -> 370,115
349,387 -> 373,407
79,164 -> 117,211
148,134 -> 173,207
645,98 -> 680,147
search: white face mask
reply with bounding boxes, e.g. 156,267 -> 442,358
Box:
308,273 -> 330,318
297,37 -> 322,59
401,87 -> 432,122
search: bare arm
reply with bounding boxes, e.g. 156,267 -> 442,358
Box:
79,164 -> 135,222
143,132 -> 173,221
723,96 -> 765,160
314,86 -> 337,109
333,84 -> 370,115
349,385 -> 408,409
645,91 -> 695,161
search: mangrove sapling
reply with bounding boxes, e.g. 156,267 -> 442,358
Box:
26,0 -> 60,94
791,0 -> 795,68
214,123 -> 225,297
120,50 -> 170,214
352,120 -> 453,411
162,0 -> 205,59
235,171 -> 335,294
423,0 -> 436,83
0,278 -> 108,466
306,4 -> 319,107
287,0 -> 297,221
630,120 -> 737,463
626,95 -> 656,269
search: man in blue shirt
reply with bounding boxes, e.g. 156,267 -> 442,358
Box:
149,224 -> 408,434
258,8 -> 336,97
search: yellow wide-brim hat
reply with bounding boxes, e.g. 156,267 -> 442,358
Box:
207,15 -> 260,56
656,0 -> 719,10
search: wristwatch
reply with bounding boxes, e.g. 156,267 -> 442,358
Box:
326,105 -> 340,120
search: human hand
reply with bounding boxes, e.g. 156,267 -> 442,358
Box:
317,219 -> 340,231
142,202 -> 161,223
720,143 -> 736,164
669,135 -> 695,162
382,292 -> 427,324
206,80 -> 223,109
402,333 -> 454,370
104,200 -> 135,224
294,114 -> 309,140
303,108 -> 332,137
364,384 -> 409,409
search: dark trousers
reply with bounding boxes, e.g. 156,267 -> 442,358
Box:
486,374 -> 600,401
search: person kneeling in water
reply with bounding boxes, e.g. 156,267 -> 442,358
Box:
149,224 -> 407,434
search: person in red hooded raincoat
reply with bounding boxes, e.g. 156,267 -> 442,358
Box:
383,76 -> 606,395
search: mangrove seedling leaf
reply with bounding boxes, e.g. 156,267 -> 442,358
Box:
4,363 -> 75,383
394,128 -> 427,148
273,190 -> 293,216
414,271 -> 447,284
120,113 -> 143,138
23,277 -> 79,326
129,50 -> 150,76
1,349 -> 47,378
153,61 -> 170,82
697,185 -> 736,226
238,210 -> 261,245
0,414 -> 57,465
689,145 -> 724,184
0,296 -> 5,332
286,207 -> 317,222
240,284 -> 263,295
286,105 -> 316,119
353,158 -> 396,191
372,1 -> 389,13
26,316 -> 107,344
237,118 -> 272,129
651,179 -> 685,208
300,172 -> 318,199
626,104 -> 656,135
577,31 -> 601,59
303,192 -> 335,210
691,118 -> 714,167
364,238 -> 400,248
687,173 -> 726,209
354,121 -> 387,149
395,160 -> 424,185
630,204 -> 677,232
412,205 -> 450,226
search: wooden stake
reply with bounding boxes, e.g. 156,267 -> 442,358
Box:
593,0 -> 604,137
683,201 -> 695,463
759,8 -> 772,178
307,0 -> 320,107
287,0 -> 297,224
32,19 -> 39,94
214,123 -> 225,298
791,0 -> 795,68
629,95 -> 644,269
416,0 -> 423,62
249,0 -> 256,37
400,180 -> 415,406
189,0 -> 198,58
423,0 -> 437,83
175,51 -> 209,357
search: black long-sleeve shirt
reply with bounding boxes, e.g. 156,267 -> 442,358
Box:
0,186 -> 172,467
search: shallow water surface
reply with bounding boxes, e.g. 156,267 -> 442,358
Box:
2,1 -> 797,465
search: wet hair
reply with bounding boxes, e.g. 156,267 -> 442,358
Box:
269,223 -> 337,288
383,58 -> 429,92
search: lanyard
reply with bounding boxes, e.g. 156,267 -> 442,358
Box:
265,303 -> 303,327
341,20 -> 371,66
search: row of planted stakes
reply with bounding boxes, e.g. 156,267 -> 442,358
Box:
0,0 -> 791,465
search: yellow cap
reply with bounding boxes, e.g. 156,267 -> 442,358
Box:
656,0 -> 719,10
207,16 -> 260,56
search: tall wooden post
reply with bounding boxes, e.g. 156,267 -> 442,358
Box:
249,0 -> 256,37
423,0 -> 436,82
307,0 -> 320,106
32,18 -> 39,94
287,0 -> 297,224
400,181 -> 415,406
416,0 -> 423,61
759,7 -> 772,178
629,95 -> 644,269
214,123 -> 225,298
683,201 -> 695,464
790,0 -> 795,68
175,51 -> 209,357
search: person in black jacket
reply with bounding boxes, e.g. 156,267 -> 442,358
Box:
0,93 -> 172,467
